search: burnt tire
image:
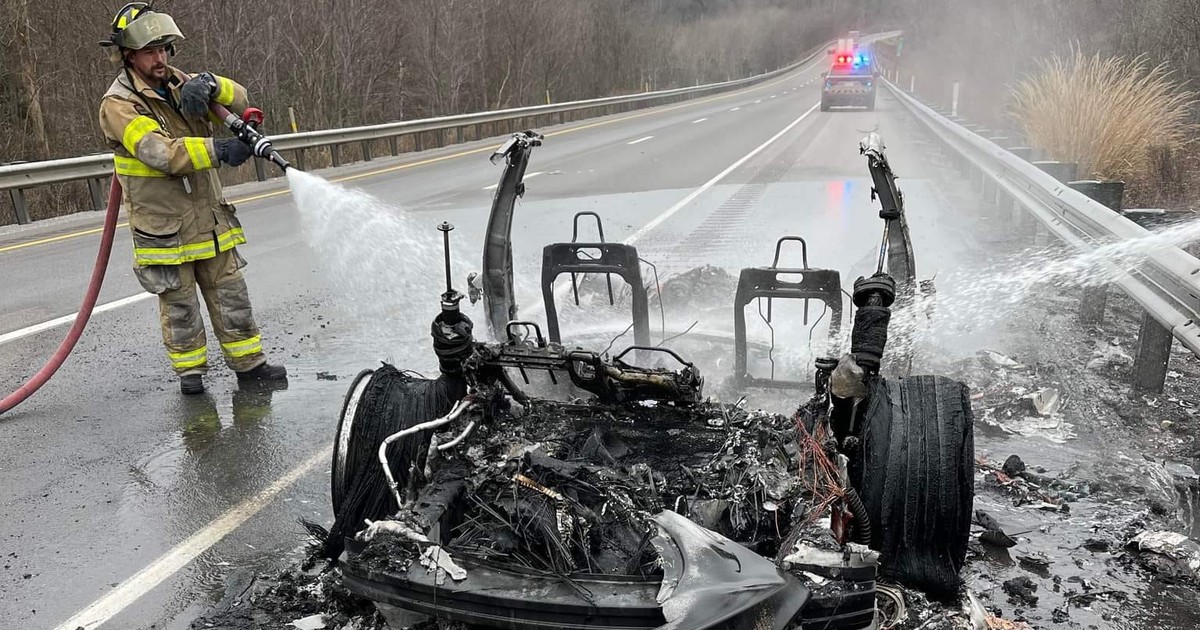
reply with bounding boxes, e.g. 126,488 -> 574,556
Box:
332,368 -> 377,515
858,374 -> 974,598
323,364 -> 464,559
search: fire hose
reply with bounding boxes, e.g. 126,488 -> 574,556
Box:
0,102 -> 288,416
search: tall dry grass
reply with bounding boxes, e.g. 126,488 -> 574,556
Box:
1009,50 -> 1196,183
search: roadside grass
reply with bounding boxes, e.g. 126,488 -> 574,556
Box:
1009,49 -> 1196,188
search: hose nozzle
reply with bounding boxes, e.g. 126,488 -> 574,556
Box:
216,106 -> 292,172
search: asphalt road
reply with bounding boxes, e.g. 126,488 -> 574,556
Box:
0,56 -> 995,629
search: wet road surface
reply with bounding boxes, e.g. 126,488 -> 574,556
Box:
0,54 -> 1107,629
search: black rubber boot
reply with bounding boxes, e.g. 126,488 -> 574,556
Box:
180,374 -> 205,395
236,362 -> 288,383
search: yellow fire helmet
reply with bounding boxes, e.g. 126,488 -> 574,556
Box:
99,2 -> 184,52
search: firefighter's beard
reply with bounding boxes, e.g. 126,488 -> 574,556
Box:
147,64 -> 168,84
132,62 -> 169,88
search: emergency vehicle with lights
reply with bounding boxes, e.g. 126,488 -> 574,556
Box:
821,46 -> 876,111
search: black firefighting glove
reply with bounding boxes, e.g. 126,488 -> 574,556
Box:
180,72 -> 218,120
214,138 -> 252,167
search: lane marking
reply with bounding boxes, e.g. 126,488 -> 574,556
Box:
729,107 -> 741,112
0,293 -> 155,346
624,102 -> 820,244
52,446 -> 332,630
755,99 -> 762,104
483,171 -> 542,191
526,100 -> 821,317
1,64 -> 821,257
691,118 -> 708,124
0,224 -> 125,253
627,136 -> 654,145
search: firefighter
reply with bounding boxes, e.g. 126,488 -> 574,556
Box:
98,3 -> 286,394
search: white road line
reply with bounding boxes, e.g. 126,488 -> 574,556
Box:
526,101 -> 821,317
729,107 -> 741,112
691,118 -> 708,124
483,171 -> 543,190
624,102 -> 820,243
770,95 -> 777,99
53,445 -> 332,630
754,100 -> 762,104
627,136 -> 654,145
0,293 -> 155,347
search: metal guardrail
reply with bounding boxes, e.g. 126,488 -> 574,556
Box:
883,78 -> 1200,359
1,42 -> 838,226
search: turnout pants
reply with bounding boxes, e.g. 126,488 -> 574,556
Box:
134,248 -> 266,375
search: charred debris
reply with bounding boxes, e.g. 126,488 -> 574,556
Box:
292,130 -> 975,630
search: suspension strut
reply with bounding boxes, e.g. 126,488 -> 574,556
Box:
850,273 -> 896,374
430,222 -> 474,375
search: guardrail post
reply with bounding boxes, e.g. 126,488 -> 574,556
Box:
1133,313 -> 1174,393
1031,160 -> 1077,245
1123,208 -> 1169,227
331,145 -> 343,167
8,189 -> 31,224
296,148 -> 307,171
389,136 -> 399,156
361,141 -> 373,161
978,137 -> 1009,204
952,124 -> 982,186
253,159 -> 267,182
415,132 -> 424,152
909,75 -> 915,93
1000,147 -> 1034,222
86,177 -> 105,212
1068,180 -> 1124,325
1007,147 -> 1033,161
1033,160 -> 1077,184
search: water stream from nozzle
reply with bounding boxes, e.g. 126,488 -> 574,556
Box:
285,170 -> 451,361
901,216 -> 1200,361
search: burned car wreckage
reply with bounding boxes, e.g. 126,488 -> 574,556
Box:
318,130 -> 975,629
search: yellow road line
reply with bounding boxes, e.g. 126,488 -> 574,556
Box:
1,67 -> 814,256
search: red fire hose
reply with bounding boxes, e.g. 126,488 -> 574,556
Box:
0,173 -> 123,415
